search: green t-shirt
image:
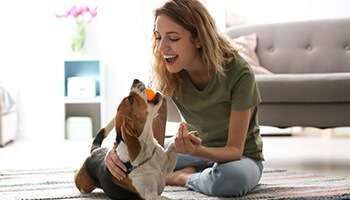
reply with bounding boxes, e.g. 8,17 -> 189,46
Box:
171,54 -> 264,161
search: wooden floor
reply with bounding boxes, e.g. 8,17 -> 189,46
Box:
262,127 -> 350,179
1,127 -> 350,179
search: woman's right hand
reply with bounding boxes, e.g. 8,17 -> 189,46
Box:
174,124 -> 202,155
105,142 -> 127,181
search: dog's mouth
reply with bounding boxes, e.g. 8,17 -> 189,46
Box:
148,92 -> 161,105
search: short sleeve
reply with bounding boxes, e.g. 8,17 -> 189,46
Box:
230,63 -> 261,111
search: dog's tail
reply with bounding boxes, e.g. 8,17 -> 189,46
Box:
91,118 -> 115,153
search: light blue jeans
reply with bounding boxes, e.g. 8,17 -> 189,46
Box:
165,137 -> 263,197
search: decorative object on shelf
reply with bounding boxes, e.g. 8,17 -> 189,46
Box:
66,116 -> 93,140
67,77 -> 96,98
56,5 -> 98,55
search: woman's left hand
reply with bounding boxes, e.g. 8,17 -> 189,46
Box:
174,124 -> 202,155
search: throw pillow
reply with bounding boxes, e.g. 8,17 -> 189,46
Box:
229,33 -> 273,75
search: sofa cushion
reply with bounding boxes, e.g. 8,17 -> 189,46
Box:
226,18 -> 350,74
229,33 -> 273,75
256,73 -> 350,103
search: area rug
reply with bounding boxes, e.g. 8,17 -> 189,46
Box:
1,168 -> 350,200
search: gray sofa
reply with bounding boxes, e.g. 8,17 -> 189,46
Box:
225,18 -> 350,128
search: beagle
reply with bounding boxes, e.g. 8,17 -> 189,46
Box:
74,79 -> 178,200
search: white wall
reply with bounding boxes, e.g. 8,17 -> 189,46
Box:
0,0 -> 152,141
0,0 -> 349,142
222,0 -> 350,28
0,0 -> 67,141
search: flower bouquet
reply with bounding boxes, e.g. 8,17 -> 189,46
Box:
56,6 -> 98,55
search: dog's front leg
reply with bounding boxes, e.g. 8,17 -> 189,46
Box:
133,177 -> 172,200
165,142 -> 178,175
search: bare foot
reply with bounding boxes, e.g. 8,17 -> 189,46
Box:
166,166 -> 197,186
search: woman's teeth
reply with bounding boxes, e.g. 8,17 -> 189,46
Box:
164,55 -> 177,59
164,55 -> 178,64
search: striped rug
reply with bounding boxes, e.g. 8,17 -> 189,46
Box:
250,169 -> 350,200
0,168 -> 349,199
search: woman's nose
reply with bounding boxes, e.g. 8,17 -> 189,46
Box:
157,39 -> 169,53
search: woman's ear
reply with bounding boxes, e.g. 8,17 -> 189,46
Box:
192,37 -> 202,48
196,39 -> 202,48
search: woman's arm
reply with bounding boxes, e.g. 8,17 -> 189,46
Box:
105,142 -> 127,181
175,109 -> 251,163
152,98 -> 168,147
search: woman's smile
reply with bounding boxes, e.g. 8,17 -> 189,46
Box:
164,55 -> 179,65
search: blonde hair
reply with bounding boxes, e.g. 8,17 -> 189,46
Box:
150,0 -> 238,97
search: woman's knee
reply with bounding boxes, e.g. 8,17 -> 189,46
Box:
210,169 -> 251,197
208,160 -> 261,197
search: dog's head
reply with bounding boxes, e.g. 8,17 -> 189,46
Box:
115,79 -> 162,163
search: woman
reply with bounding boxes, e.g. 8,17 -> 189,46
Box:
106,0 -> 264,197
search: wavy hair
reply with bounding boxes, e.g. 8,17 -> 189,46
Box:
150,0 -> 238,97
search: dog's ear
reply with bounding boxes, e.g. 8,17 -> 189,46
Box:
121,118 -> 141,163
115,115 -> 122,144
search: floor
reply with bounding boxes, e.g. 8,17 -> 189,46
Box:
262,128 -> 350,179
1,127 -> 350,179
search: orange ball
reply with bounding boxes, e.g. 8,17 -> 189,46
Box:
146,88 -> 156,101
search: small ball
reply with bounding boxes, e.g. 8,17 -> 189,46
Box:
146,88 -> 156,101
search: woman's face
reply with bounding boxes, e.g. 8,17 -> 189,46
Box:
155,14 -> 201,74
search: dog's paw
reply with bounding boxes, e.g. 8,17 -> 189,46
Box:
188,131 -> 201,145
166,142 -> 176,151
189,130 -> 199,137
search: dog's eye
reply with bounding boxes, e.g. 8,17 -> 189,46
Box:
127,96 -> 134,104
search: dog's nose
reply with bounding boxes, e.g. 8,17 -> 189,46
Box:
133,79 -> 140,84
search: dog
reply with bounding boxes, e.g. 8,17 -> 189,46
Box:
74,79 -> 178,200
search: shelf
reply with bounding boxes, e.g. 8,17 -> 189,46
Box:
64,97 -> 104,104
65,103 -> 101,137
63,58 -> 105,140
64,59 -> 102,97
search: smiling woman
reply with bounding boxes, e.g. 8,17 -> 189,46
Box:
148,0 -> 264,198
150,0 -> 238,97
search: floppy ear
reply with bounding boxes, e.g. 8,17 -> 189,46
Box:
121,119 -> 141,163
115,115 -> 122,144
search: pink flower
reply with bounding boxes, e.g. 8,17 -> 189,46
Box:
70,6 -> 80,18
90,7 -> 98,17
56,5 -> 98,22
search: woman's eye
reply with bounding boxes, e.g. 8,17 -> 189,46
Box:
155,34 -> 179,42
170,38 -> 180,42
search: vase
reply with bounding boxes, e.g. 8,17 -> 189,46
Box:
70,21 -> 86,55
